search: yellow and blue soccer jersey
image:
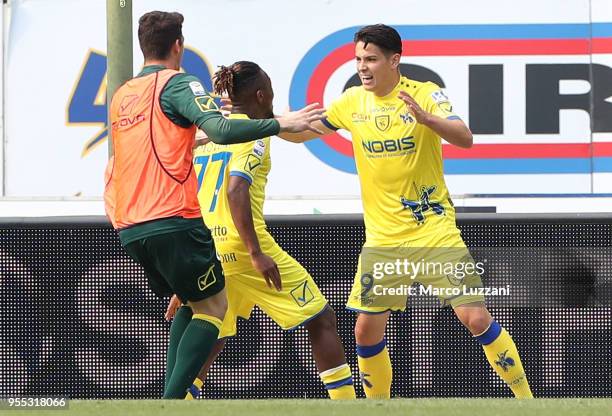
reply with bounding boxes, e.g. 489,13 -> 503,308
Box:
193,113 -> 272,275
194,113 -> 328,335
324,77 -> 460,245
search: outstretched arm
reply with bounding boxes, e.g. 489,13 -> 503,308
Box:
163,74 -> 325,145
278,119 -> 336,143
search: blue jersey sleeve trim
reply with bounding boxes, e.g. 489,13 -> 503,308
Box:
321,117 -> 339,131
229,171 -> 253,184
446,115 -> 462,121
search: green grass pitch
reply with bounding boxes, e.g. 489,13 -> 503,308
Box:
15,398 -> 612,416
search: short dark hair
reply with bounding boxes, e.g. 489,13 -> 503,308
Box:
354,24 -> 402,55
138,11 -> 184,60
213,61 -> 265,101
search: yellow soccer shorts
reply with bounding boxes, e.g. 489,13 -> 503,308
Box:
218,246 -> 328,338
346,225 -> 485,313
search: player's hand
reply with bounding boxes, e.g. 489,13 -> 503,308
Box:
165,294 -> 182,321
398,90 -> 431,125
251,251 -> 282,291
277,103 -> 326,135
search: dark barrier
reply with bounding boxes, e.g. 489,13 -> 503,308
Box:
1,214 -> 611,399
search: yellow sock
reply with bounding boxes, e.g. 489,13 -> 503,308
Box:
319,364 -> 356,399
356,338 -> 392,399
184,377 -> 203,400
476,321 -> 533,398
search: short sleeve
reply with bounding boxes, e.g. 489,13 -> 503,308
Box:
228,139 -> 269,185
323,88 -> 355,131
423,82 -> 460,121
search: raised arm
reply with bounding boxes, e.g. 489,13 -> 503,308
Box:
398,90 -> 473,149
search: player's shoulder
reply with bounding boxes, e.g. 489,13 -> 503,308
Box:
405,78 -> 441,94
232,137 -> 270,155
166,73 -> 211,96
338,85 -> 363,101
405,79 -> 448,104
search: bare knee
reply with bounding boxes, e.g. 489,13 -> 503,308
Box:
454,304 -> 492,335
305,306 -> 337,334
354,312 -> 388,346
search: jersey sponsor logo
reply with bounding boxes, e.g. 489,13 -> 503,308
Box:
290,281 -> 315,307
189,81 -> 207,96
400,185 -> 446,224
210,225 -> 228,237
361,137 -> 415,155
245,154 -> 261,173
197,264 -> 218,292
218,252 -> 237,264
375,115 -> 391,132
352,112 -> 371,122
68,47 -> 214,157
289,23 -> 612,175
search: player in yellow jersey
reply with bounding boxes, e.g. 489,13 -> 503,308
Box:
166,61 -> 356,400
281,24 -> 533,399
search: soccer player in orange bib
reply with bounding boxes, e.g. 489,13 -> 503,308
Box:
104,11 -> 324,399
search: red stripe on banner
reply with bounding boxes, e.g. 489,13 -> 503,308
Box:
593,142 -> 612,157
592,38 -> 612,53
403,39 -> 591,56
443,142 -> 612,159
307,43 -> 355,157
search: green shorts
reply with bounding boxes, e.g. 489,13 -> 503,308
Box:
123,226 -> 225,302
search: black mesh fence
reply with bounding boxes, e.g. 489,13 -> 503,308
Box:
0,214 -> 611,398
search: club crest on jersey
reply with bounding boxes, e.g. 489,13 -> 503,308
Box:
375,115 -> 391,131
400,185 -> 446,224
400,111 -> 414,124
